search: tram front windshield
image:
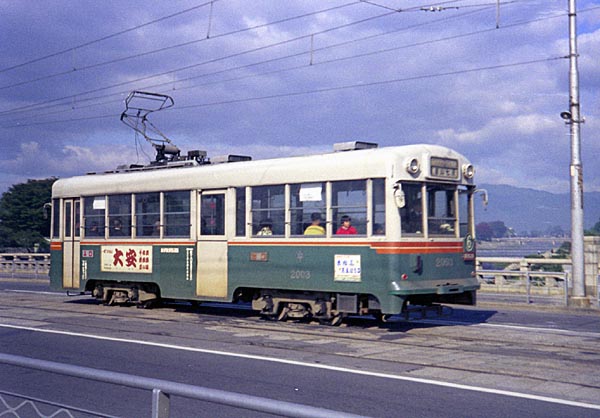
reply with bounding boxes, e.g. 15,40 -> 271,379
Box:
400,183 -> 471,238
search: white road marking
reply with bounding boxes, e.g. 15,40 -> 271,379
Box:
2,289 -> 69,296
420,318 -> 600,338
0,322 -> 598,410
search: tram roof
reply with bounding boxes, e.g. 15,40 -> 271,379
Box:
52,144 -> 473,198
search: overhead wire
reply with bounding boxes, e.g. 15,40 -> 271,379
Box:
0,5 -> 499,122
174,57 -> 566,110
0,0 -> 220,75
4,0 -> 481,91
0,1 -> 515,118
0,1 -> 363,92
0,1 -> 377,116
0,0 -> 491,93
0,0 -> 587,129
0,55 -> 565,129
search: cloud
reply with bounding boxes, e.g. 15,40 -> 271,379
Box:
0,140 -> 139,180
0,0 -> 598,196
435,114 -> 559,145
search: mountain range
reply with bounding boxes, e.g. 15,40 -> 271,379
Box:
474,184 -> 600,235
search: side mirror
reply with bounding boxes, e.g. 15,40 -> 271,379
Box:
394,185 -> 406,208
43,202 -> 52,220
475,189 -> 489,209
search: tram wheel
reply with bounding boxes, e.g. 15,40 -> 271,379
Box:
136,300 -> 154,309
373,313 -> 392,323
319,313 -> 344,327
277,304 -> 290,322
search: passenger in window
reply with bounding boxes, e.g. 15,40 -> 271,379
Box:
152,220 -> 161,236
439,223 -> 455,233
405,200 -> 423,233
257,219 -> 273,236
111,218 -> 125,236
336,215 -> 357,235
373,223 -> 384,235
88,222 -> 100,236
304,212 -> 325,235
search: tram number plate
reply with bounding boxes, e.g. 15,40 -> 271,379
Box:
290,270 -> 311,279
435,257 -> 454,268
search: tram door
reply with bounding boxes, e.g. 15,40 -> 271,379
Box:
197,191 -> 228,298
62,199 -> 81,289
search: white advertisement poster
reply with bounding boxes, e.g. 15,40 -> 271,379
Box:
101,245 -> 153,273
334,254 -> 361,282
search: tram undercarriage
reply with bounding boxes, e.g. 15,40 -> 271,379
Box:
250,289 -> 385,326
90,281 -> 160,308
85,280 -> 472,325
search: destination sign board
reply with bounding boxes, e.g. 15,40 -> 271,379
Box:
430,157 -> 459,179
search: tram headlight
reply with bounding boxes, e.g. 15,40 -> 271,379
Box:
406,158 -> 420,175
462,164 -> 475,179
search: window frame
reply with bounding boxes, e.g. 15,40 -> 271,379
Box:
199,191 -> 226,237
135,192 -> 161,238
108,194 -> 132,239
164,190 -> 191,238
250,185 -> 286,237
83,195 -> 107,239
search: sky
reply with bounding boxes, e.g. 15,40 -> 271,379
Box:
0,0 -> 599,196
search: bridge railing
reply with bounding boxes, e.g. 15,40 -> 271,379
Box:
0,353 -> 364,418
0,253 -> 580,306
0,253 -> 50,279
476,257 -> 571,305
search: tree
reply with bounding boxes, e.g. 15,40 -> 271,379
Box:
476,222 -> 493,241
476,221 -> 510,241
545,225 -> 565,237
488,221 -> 508,239
0,178 -> 56,251
585,218 -> 600,236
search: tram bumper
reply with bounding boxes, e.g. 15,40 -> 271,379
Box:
388,279 -> 479,306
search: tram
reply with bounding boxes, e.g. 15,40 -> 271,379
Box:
50,140 -> 479,325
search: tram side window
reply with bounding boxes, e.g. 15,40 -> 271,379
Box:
372,179 -> 386,235
108,194 -> 132,238
251,185 -> 285,236
201,194 -> 225,235
331,180 -> 366,235
458,186 -> 470,237
400,184 -> 423,235
236,188 -> 246,237
64,201 -> 72,238
290,183 -> 325,236
74,200 -> 81,238
136,192 -> 160,237
52,199 -> 60,239
84,196 -> 106,237
427,186 -> 456,236
164,191 -> 191,237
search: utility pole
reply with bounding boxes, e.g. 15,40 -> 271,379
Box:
565,0 -> 588,306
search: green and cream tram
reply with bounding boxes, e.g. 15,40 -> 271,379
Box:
50,141 -> 479,324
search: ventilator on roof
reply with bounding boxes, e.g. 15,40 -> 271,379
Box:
333,141 -> 378,152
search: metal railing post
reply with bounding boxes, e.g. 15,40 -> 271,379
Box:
526,270 -> 531,304
565,272 -> 570,306
152,388 -> 170,418
0,353 -> 367,418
